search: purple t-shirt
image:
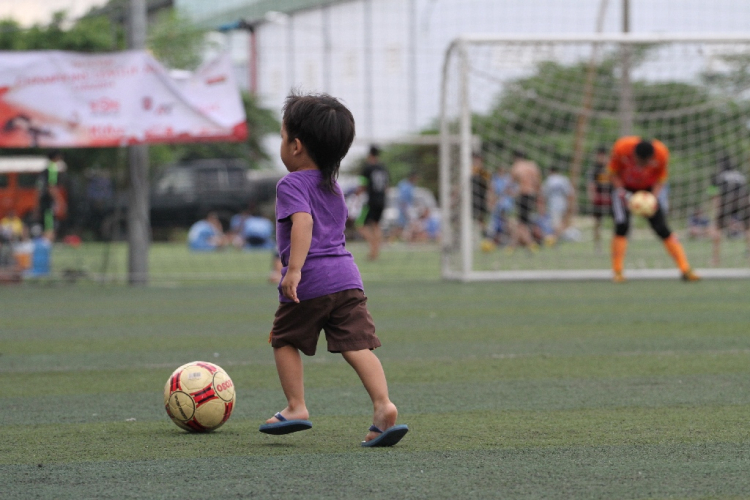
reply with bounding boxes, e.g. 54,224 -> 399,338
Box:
275,170 -> 363,302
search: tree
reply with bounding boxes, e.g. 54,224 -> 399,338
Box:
0,6 -> 280,239
471,47 -> 750,217
151,91 -> 279,172
147,9 -> 209,71
0,7 -> 279,174
0,11 -> 123,176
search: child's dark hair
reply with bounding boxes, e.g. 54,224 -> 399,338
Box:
282,92 -> 355,193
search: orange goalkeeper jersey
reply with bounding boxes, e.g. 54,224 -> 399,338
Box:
608,136 -> 669,191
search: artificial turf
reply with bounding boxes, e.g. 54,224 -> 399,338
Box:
2,271 -> 750,498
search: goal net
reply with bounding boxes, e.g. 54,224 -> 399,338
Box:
440,33 -> 750,281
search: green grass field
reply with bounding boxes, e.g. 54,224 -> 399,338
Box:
2,246 -> 750,499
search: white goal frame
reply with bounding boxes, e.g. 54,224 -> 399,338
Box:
440,33 -> 750,282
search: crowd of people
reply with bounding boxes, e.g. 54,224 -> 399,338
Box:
0,151 -> 66,281
344,146 -> 441,260
180,136 -> 749,281
3,136 -> 749,284
464,137 -> 749,281
337,136 -> 750,281
186,205 -> 282,282
472,149 -> 577,254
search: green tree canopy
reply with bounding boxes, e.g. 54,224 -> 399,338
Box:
0,6 -> 278,175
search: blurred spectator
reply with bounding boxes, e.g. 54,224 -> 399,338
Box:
587,146 -> 612,253
471,152 -> 490,238
488,164 -> 515,245
187,212 -> 228,251
0,222 -> 13,269
241,211 -> 275,250
346,179 -> 367,228
408,206 -> 441,242
229,207 -> 249,246
0,209 -> 24,242
358,145 -> 390,260
13,225 -> 33,273
394,170 -> 419,240
508,150 -> 542,253
687,207 -> 710,239
36,150 -> 66,240
84,169 -> 114,238
230,205 -> 275,250
709,156 -> 750,265
541,165 -> 575,245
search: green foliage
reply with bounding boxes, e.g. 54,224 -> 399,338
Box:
477,48 -> 750,175
147,9 -> 208,71
0,12 -> 117,52
380,139 -> 440,195
702,52 -> 750,94
0,20 -> 26,50
153,92 -> 280,168
0,8 -> 278,178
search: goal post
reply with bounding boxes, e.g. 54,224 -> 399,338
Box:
440,33 -> 750,281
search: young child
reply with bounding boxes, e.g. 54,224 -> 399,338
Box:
259,92 -> 408,447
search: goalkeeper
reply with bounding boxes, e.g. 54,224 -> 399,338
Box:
608,136 -> 699,283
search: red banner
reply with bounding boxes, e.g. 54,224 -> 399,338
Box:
0,50 -> 247,148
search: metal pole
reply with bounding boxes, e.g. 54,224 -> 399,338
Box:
248,26 -> 258,94
569,0 -> 610,210
127,0 -> 149,285
458,42 -> 473,280
439,43 -> 455,279
323,5 -> 332,93
287,14 -> 295,86
408,0 -> 417,130
364,0 -> 374,138
619,0 -> 634,135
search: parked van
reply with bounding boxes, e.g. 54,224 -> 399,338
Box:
0,156 -> 68,223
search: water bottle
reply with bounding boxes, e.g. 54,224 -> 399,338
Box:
30,237 -> 51,276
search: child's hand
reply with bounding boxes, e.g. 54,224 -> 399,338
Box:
281,269 -> 302,303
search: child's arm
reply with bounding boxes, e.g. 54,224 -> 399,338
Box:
280,212 -> 313,303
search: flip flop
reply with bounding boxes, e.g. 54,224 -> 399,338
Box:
258,412 -> 312,435
361,424 -> 409,447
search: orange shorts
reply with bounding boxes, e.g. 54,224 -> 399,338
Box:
270,288 -> 380,356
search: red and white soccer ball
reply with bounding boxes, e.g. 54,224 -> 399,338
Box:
164,361 -> 235,432
628,190 -> 658,218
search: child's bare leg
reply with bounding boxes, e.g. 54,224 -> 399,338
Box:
342,349 -> 398,442
267,345 -> 309,423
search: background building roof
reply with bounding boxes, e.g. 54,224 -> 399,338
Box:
176,0 -> 345,29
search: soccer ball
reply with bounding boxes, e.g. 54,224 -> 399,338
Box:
628,190 -> 658,217
164,361 -> 235,432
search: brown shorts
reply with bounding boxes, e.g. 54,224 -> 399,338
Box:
270,288 -> 380,356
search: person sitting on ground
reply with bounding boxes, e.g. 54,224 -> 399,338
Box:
541,165 -> 575,246
0,209 -> 24,243
187,212 -> 228,251
241,206 -> 275,250
687,207 -> 710,240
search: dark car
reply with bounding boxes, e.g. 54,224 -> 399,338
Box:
100,159 -> 283,240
